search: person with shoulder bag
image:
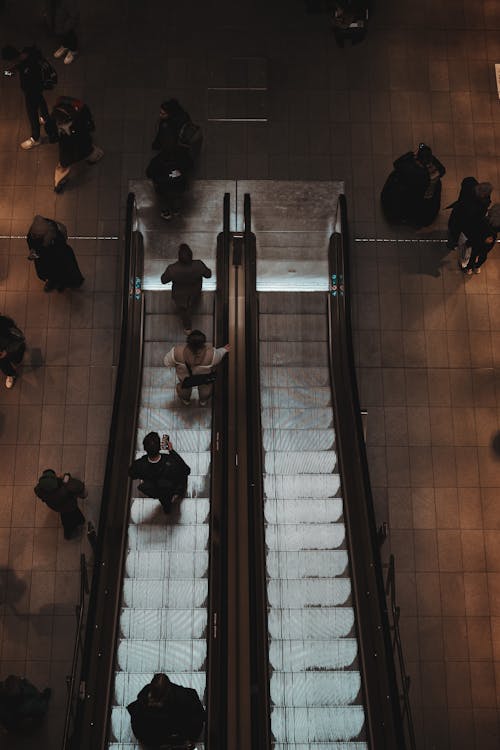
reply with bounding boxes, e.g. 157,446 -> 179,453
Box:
34,468 -> 87,539
26,214 -> 84,292
164,330 -> 230,407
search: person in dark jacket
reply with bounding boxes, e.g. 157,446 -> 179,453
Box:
127,673 -> 205,748
2,44 -> 58,149
461,202 -> 500,276
161,244 -> 212,333
52,96 -> 104,192
152,99 -> 190,154
146,145 -> 193,220
128,432 -> 191,514
34,469 -> 86,539
331,0 -> 370,46
26,215 -> 84,291
381,143 -> 446,228
45,0 -> 80,65
0,675 -> 51,733
447,178 -> 493,250
0,315 -> 26,389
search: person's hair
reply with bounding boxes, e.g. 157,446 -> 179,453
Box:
178,243 -> 193,264
417,143 -> 433,165
143,432 -> 161,457
186,329 -> 206,352
147,673 -> 171,708
160,98 -> 180,116
4,675 -> 22,696
475,182 -> 493,200
2,45 -> 20,61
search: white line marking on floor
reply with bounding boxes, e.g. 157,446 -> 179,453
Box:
0,235 -> 119,240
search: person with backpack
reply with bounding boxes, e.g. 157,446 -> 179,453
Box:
460,203 -> 500,276
128,432 -> 191,514
0,315 -> 26,389
447,178 -> 493,251
26,215 -> 84,291
1,44 -> 58,149
51,95 -> 104,192
34,468 -> 87,539
160,243 -> 212,333
127,673 -> 205,748
164,330 -> 230,407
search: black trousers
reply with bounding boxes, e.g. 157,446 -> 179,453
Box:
60,29 -> 78,51
25,91 -> 57,141
0,356 -> 17,377
61,506 -> 85,539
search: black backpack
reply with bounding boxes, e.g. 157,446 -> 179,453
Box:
39,58 -> 58,90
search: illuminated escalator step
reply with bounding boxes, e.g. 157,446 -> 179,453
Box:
270,706 -> 365,743
268,608 -> 355,640
267,579 -> 351,609
261,408 -> 334,431
121,579 -> 208,609
264,474 -> 341,499
116,638 -> 206,673
262,429 -> 335,452
124,550 -> 208,579
264,498 -> 343,524
266,549 -> 349,579
261,367 -> 331,388
119,608 -> 207,640
266,524 -> 346,552
269,638 -> 359,672
270,671 -> 362,707
127,523 -> 208,551
129,497 -> 210,526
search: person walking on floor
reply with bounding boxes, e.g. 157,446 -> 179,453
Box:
1,44 -> 58,150
45,0 -> 80,65
52,95 -> 104,192
447,178 -> 493,251
34,469 -> 87,539
26,215 -> 84,291
127,673 -> 205,749
164,329 -> 230,407
0,675 -> 51,733
128,432 -> 191,514
0,315 -> 26,389
381,143 -> 446,228
460,203 -> 500,276
161,243 -> 212,334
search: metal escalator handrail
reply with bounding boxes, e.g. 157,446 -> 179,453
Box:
243,194 -> 272,750
385,554 -> 417,750
72,192 -> 145,749
206,192 -> 231,750
327,193 -> 406,749
61,553 -> 89,750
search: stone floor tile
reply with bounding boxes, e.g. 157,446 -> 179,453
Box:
447,660 -> 472,707
437,530 -> 463,572
447,330 -> 471,367
462,530 -> 487,572
473,708 -> 500,750
442,616 -> 469,660
448,707 -> 476,750
464,573 -> 490,617
420,660 -> 448,707
418,616 -> 444,662
407,406 -> 431,445
429,406 -> 454,446
435,487 -> 459,529
440,572 -> 466,616
388,486 -> 413,529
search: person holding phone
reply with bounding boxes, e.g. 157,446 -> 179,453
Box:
128,432 -> 191,514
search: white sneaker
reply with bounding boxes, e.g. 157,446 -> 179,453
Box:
473,267 -> 481,274
39,116 -> 45,125
64,50 -> 77,65
5,376 -> 16,389
53,46 -> 68,59
20,137 -> 41,150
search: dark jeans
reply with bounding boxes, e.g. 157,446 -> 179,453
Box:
0,355 -> 17,377
60,29 -> 78,51
61,506 -> 85,539
25,92 -> 57,141
138,480 -> 185,512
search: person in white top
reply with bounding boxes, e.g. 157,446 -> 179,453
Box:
164,329 -> 230,406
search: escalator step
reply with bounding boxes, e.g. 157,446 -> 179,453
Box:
266,550 -> 349,579
261,387 -> 332,409
261,408 -> 334,431
264,451 -> 337,474
116,638 -> 207,673
269,638 -> 359,672
125,550 -> 208,579
266,523 -> 346,551
129,498 -> 210,526
259,314 -> 327,342
267,579 -> 351,609
270,706 -> 366,743
261,366 -> 330,387
270,671 -> 363,707
263,429 -> 335,452
268,608 -> 355,640
258,292 -> 326,315
260,341 -> 329,366
264,498 -> 343,524
264,474 -> 341,499
119,609 -> 207,640
128,524 -> 208,551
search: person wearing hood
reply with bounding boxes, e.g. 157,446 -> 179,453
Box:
26,215 -> 84,292
381,143 -> 446,228
34,469 -> 87,539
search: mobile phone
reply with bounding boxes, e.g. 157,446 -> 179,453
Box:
63,473 -> 71,484
161,434 -> 170,451
3,70 -> 13,77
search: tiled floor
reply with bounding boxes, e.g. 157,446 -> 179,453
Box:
1,0 -> 500,747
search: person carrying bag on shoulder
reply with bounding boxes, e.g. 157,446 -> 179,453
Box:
163,329 -> 230,407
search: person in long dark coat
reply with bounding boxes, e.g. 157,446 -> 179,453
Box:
26,215 -> 84,292
146,144 -> 193,220
34,468 -> 86,539
152,99 -> 190,154
381,143 -> 446,228
0,315 -> 25,389
52,96 -> 104,192
127,673 -> 205,748
447,178 -> 493,250
161,244 -> 212,333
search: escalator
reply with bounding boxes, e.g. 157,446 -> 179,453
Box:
259,291 -> 367,747
108,291 -> 214,748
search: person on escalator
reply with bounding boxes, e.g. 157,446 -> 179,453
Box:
127,673 -> 205,749
160,243 -> 212,334
128,431 -> 190,514
164,329 -> 230,407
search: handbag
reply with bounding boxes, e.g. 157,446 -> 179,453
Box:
181,360 -> 216,389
